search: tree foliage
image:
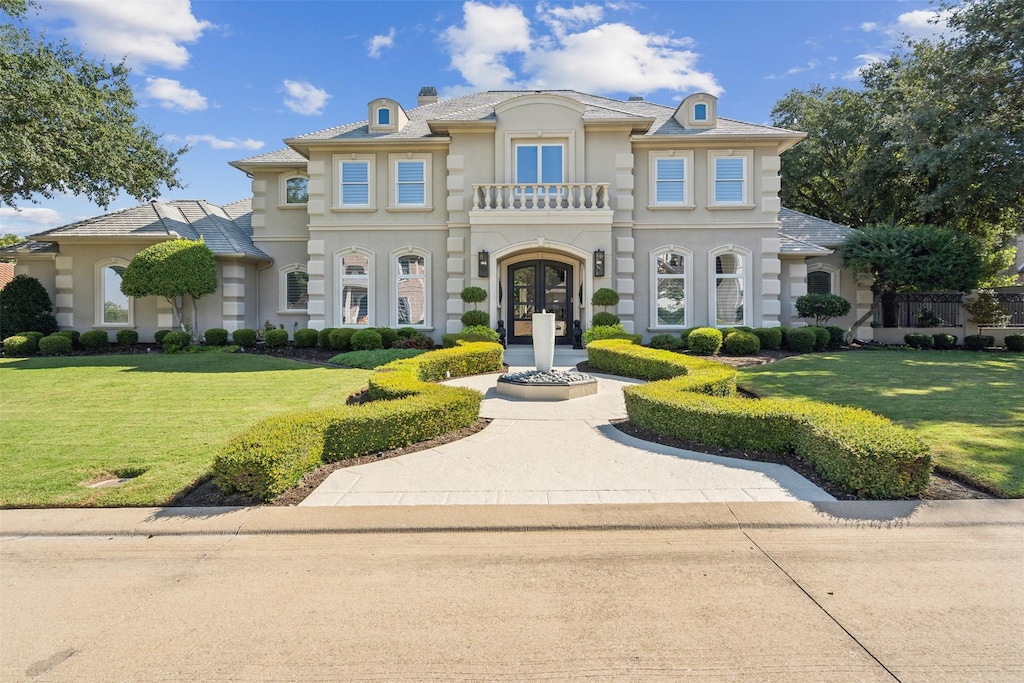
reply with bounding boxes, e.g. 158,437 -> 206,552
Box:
772,0 -> 1023,284
0,0 -> 185,208
0,272 -> 57,337
121,239 -> 217,334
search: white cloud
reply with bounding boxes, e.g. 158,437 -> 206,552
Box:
0,207 -> 65,237
183,135 -> 264,150
765,60 -> 820,80
441,2 -> 721,97
861,8 -> 951,42
144,77 -> 207,112
368,27 -> 396,58
282,80 -> 330,116
41,0 -> 214,70
843,53 -> 886,81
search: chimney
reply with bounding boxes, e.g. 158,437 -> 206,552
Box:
417,86 -> 439,106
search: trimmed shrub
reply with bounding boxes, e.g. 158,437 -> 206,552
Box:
582,324 -> 641,346
442,325 -> 500,347
154,330 -> 172,345
3,334 -> 35,356
787,327 -> 817,353
0,274 -> 58,338
753,327 -> 783,351
932,333 -> 958,350
294,328 -> 319,348
591,311 -> 620,327
825,326 -> 846,349
80,330 -> 109,350
162,330 -> 191,353
38,333 -> 72,356
806,326 -> 830,351
678,328 -> 697,349
317,327 -> 338,350
779,326 -> 793,349
265,328 -> 289,348
904,333 -> 934,350
372,327 -> 399,349
351,329 -> 383,351
232,328 -> 258,347
392,332 -> 434,350
116,329 -> 139,346
1005,334 -> 1024,352
55,329 -> 80,348
722,330 -> 760,356
649,333 -> 682,350
588,339 -> 736,389
461,310 -> 489,327
460,286 -> 487,305
328,327 -> 356,351
396,327 -> 418,339
795,293 -> 851,326
964,334 -> 995,351
687,327 -> 723,356
591,288 -> 619,308
329,349 -> 427,369
204,328 -> 229,347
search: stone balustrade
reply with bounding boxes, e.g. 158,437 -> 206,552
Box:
471,183 -> 610,211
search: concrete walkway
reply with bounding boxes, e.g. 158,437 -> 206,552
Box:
303,347 -> 835,506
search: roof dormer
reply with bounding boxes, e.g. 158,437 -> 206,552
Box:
368,97 -> 408,133
674,92 -> 717,129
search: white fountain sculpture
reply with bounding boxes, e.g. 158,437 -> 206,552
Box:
495,311 -> 598,401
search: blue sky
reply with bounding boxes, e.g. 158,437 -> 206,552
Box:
2,0 -> 949,237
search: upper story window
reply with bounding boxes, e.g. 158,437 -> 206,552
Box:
96,258 -> 132,326
515,143 -> 563,185
694,103 -> 708,121
285,176 -> 308,204
388,153 -> 432,210
650,151 -> 694,207
377,107 -> 391,126
339,250 -> 372,326
335,154 -> 375,209
708,150 -> 752,207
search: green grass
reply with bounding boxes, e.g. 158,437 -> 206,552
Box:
738,350 -> 1024,497
328,348 -> 427,369
0,354 -> 372,507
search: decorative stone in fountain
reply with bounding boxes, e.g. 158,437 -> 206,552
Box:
496,312 -> 598,401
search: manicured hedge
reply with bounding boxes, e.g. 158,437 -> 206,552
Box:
587,339 -> 931,499
723,330 -> 760,356
80,330 -> 109,349
3,334 -> 36,356
752,327 -> 783,351
648,333 -> 681,350
116,329 -> 139,346
787,327 -> 817,353
351,329 -> 383,351
212,342 -> 503,500
687,327 -> 722,356
964,334 -> 994,351
38,333 -> 72,356
232,328 -> 257,347
162,330 -> 191,352
264,328 -> 289,348
1006,334 -> 1024,352
204,328 -> 229,346
461,310 -> 489,327
294,328 -> 319,348
55,329 -> 80,347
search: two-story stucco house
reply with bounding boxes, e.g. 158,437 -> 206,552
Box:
3,88 -> 870,344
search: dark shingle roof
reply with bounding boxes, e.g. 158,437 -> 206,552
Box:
0,240 -> 59,255
25,200 -> 270,261
778,208 -> 856,249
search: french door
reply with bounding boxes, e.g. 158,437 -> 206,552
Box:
507,260 -> 573,345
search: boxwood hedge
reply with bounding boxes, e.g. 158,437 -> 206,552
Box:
211,342 -> 503,500
587,339 -> 931,499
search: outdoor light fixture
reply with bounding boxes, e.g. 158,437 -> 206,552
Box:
593,249 -> 605,277
478,250 -> 489,278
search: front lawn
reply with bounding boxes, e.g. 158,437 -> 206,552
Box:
738,350 -> 1024,497
0,354 -> 372,507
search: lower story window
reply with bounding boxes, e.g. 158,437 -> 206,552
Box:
807,269 -> 833,295
101,263 -> 130,325
285,269 -> 309,310
396,254 -> 426,326
340,252 -> 370,326
654,250 -> 687,326
714,252 -> 746,326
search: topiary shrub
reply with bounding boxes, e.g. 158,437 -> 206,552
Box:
294,328 -> 319,348
591,311 -> 620,327
55,329 -> 80,348
162,330 -> 191,353
80,330 -> 109,350
806,326 -> 830,351
351,329 -> 383,351
723,330 -> 760,356
204,328 -> 229,347
787,327 -> 817,353
825,326 -> 846,349
264,328 -> 289,348
372,327 -> 399,349
116,329 -> 139,346
964,334 -> 995,351
232,328 -> 258,347
649,333 -> 681,350
687,327 -> 723,356
3,334 -> 35,356
329,327 -> 356,351
461,310 -> 489,327
582,324 -> 641,346
591,288 -> 619,308
795,293 -> 851,326
38,333 -> 72,356
1004,334 -> 1024,352
753,327 -> 783,351
904,333 -> 934,349
460,286 -> 487,306
154,329 -> 172,345
0,274 -> 58,338
317,327 -> 338,350
932,333 -> 958,350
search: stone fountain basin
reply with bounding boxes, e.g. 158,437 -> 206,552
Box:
495,369 -> 599,401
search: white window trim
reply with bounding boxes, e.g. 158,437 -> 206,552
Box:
648,150 -> 695,209
806,263 -> 840,295
707,149 -> 754,208
708,245 -> 751,328
649,245 -> 692,330
278,172 -> 309,209
388,153 -> 432,211
371,104 -> 398,133
503,132 -> 576,185
693,103 -> 708,121
336,247 -> 374,327
389,247 -> 431,329
333,154 -> 376,211
94,257 -> 133,328
279,264 -> 309,314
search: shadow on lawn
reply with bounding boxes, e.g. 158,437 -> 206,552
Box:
0,353 -> 325,373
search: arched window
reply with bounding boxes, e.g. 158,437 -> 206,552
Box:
651,246 -> 691,328
96,258 -> 132,326
284,175 -> 308,204
392,248 -> 429,327
377,107 -> 391,126
694,102 -> 708,121
807,269 -> 833,295
281,265 -> 309,311
710,247 -> 749,327
338,250 -> 372,326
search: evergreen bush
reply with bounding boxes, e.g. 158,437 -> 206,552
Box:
317,327 -> 338,350
591,311 -> 620,327
154,330 -> 172,345
461,310 -> 489,327
204,328 -> 229,346
581,324 -> 640,346
371,327 -> 399,349
294,328 -> 319,348
787,328 -> 817,353
722,330 -> 760,356
1005,334 -> 1024,352
80,330 -> 109,350
904,333 -> 934,349
964,334 -> 995,351
264,328 -> 289,348
351,329 -> 383,351
0,274 -> 58,338
116,329 -> 139,346
162,330 -> 191,353
3,334 -> 35,356
687,327 -> 723,356
752,327 -> 783,351
232,328 -> 258,347
932,333 -> 958,350
649,333 -> 681,350
328,328 -> 356,351
38,334 -> 72,356
55,329 -> 80,348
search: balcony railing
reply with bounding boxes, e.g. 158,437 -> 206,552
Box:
471,183 -> 610,211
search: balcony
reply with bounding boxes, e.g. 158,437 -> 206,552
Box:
471,183 -> 610,211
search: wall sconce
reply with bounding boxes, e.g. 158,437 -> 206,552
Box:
478,250 -> 489,278
593,249 -> 605,278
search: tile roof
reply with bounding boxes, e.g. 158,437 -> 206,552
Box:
0,240 -> 58,255
778,208 -> 856,248
25,200 -> 270,261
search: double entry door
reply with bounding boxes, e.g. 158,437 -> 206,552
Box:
507,260 -> 573,345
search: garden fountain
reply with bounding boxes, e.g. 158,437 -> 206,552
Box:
495,311 -> 598,400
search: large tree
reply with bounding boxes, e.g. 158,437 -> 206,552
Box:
120,239 -> 218,337
0,0 -> 185,208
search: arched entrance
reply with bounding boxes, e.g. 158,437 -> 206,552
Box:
506,260 -> 574,345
